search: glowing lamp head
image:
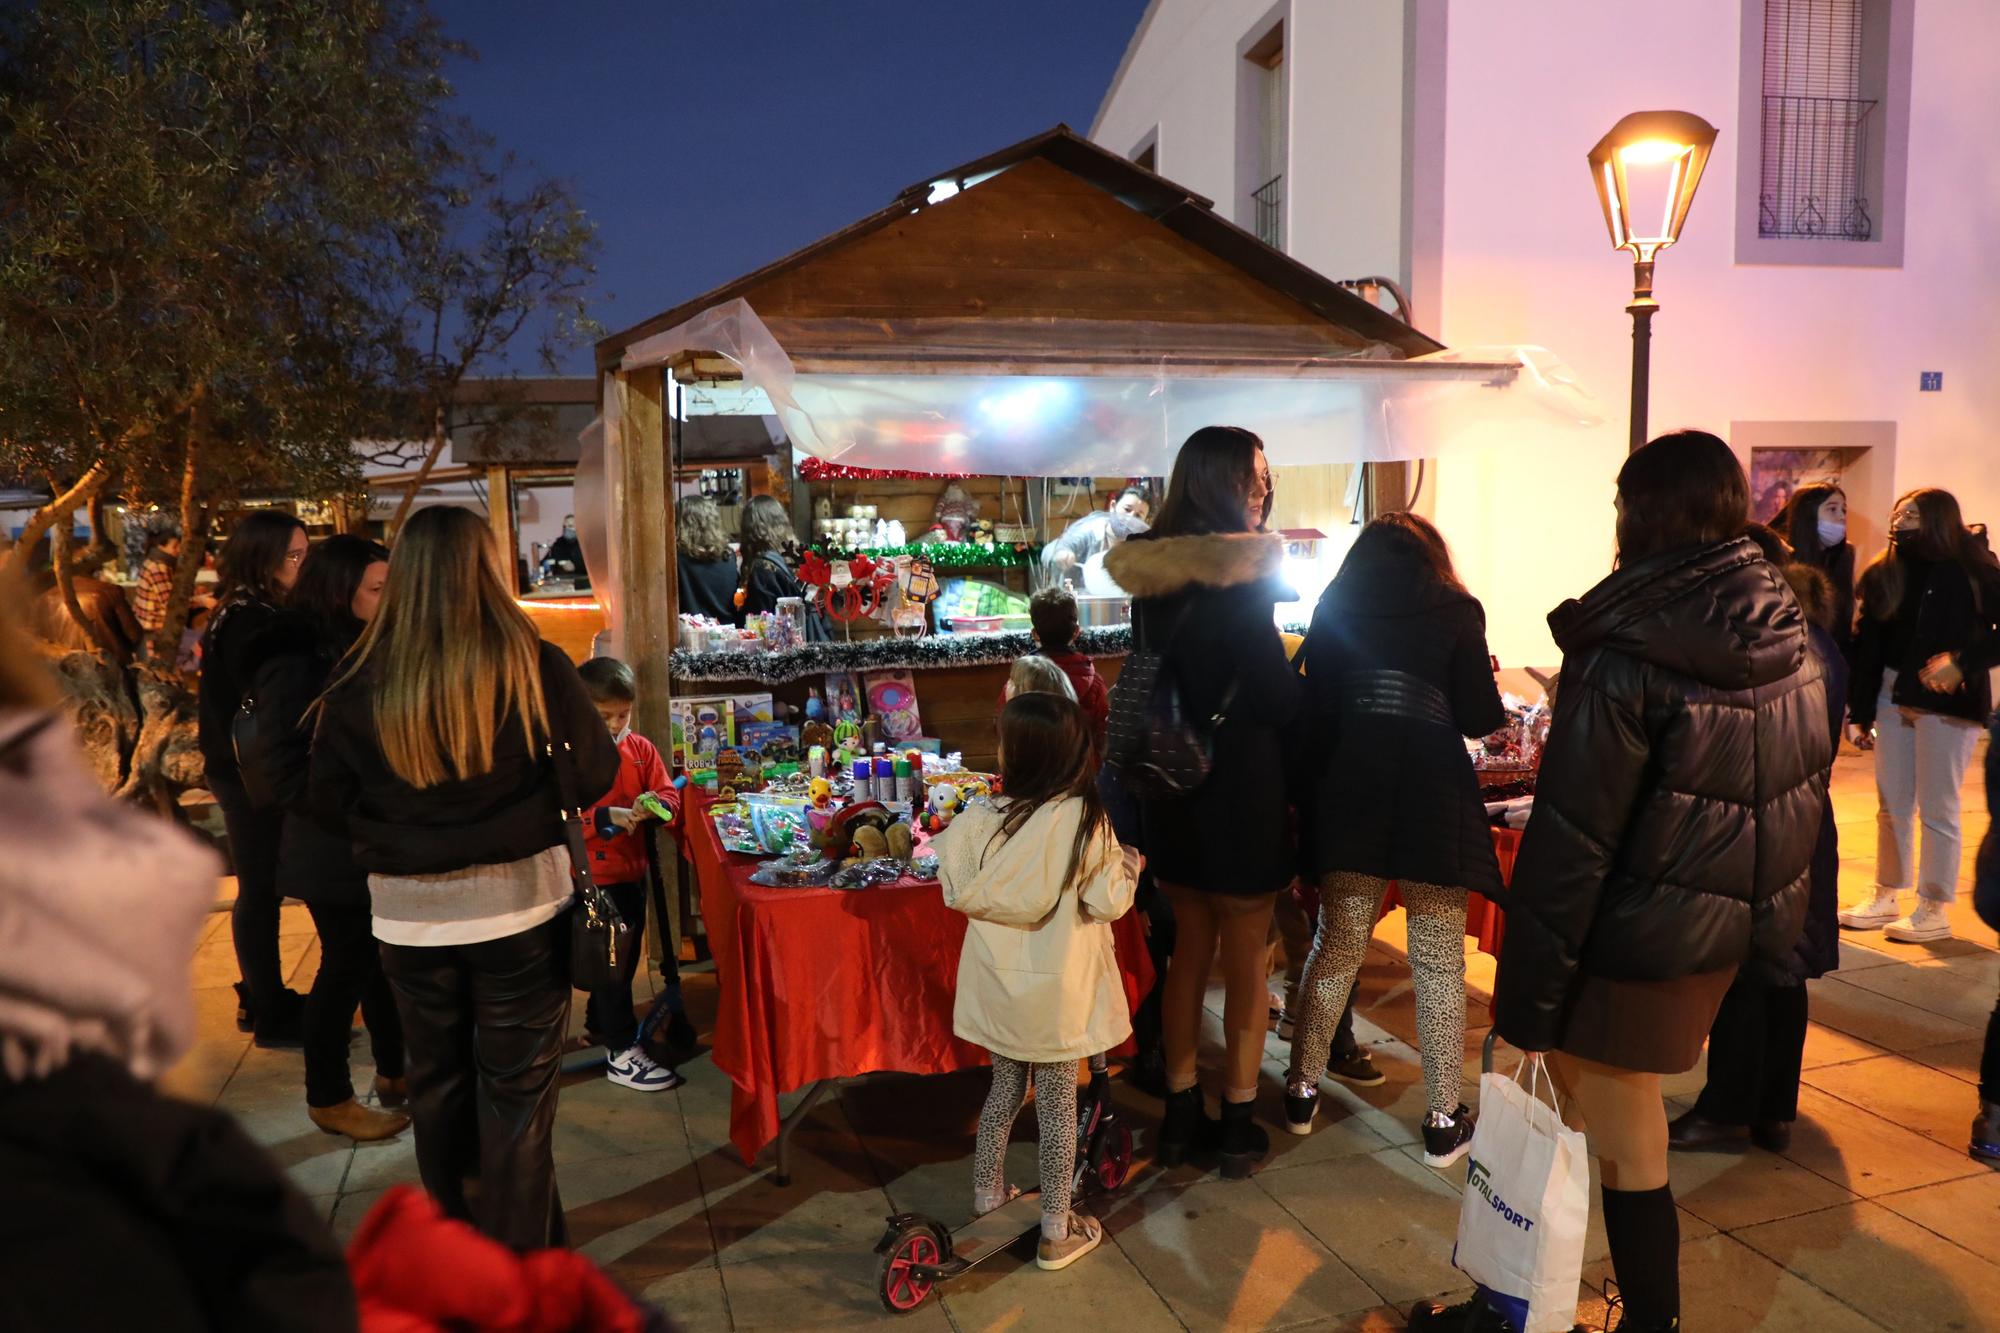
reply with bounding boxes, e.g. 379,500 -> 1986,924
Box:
1588,111 -> 1718,264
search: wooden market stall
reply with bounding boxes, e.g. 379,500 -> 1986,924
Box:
590,125 -> 1480,758
586,124 -> 1541,1175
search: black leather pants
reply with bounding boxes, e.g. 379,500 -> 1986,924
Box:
380,915 -> 570,1250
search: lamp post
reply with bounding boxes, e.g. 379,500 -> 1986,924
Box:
1588,111 -> 1718,452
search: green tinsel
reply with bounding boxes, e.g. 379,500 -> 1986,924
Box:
811,541 -> 1039,570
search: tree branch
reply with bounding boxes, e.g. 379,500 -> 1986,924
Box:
4,458 -> 111,577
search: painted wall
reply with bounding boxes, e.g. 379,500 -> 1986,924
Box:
1091,0 -> 1408,284
1433,0 -> 2000,667
1097,0 -> 2000,668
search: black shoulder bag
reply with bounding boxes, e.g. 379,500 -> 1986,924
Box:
1103,599 -> 1238,800
547,728 -> 631,993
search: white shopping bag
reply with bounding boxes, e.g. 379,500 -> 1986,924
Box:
1452,1055 -> 1590,1333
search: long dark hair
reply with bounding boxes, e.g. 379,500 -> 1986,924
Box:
1614,430 -> 1749,562
291,534 -> 388,648
218,510 -> 306,604
1858,487 -> 1994,619
992,691 -> 1107,898
737,494 -> 797,590
1336,511 -> 1465,594
1782,482 -> 1845,566
1149,426 -> 1264,538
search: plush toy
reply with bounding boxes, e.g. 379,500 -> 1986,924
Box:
916,781 -> 963,834
850,824 -> 890,861
885,821 -> 914,862
807,777 -> 833,811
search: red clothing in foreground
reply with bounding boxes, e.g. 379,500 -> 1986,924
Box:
583,731 -> 676,884
347,1186 -> 656,1333
1047,649 -> 1110,745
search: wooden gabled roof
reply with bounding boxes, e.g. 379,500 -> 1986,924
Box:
596,125 -> 1441,377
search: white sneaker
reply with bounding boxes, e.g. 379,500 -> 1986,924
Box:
1884,902 -> 1954,943
1838,891 -> 1901,930
1276,1009 -> 1298,1042
606,1046 -> 685,1092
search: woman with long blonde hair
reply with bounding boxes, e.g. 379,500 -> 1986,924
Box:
311,505 -> 618,1249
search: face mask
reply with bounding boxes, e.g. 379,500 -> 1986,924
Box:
1816,516 -> 1846,547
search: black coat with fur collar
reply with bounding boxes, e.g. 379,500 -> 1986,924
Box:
1105,530 -> 1303,895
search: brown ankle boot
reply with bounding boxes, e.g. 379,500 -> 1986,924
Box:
373,1075 -> 410,1109
310,1098 -> 410,1142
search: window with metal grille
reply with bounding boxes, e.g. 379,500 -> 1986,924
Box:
1759,0 -> 1879,240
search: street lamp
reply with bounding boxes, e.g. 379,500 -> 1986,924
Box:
1588,110 -> 1718,452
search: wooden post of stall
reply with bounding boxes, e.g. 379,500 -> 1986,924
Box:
486,465 -> 519,593
617,365 -> 676,744
616,366 -> 687,969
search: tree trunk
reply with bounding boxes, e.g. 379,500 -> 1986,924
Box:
148,423 -> 209,664
49,501 -> 122,665
387,399 -> 448,538
3,457 -> 110,576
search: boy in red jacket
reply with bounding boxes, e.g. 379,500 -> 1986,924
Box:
1029,586 -> 1109,746
576,657 -> 683,1092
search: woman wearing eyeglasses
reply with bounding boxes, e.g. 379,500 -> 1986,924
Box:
197,510 -> 311,1047
1839,488 -> 2000,943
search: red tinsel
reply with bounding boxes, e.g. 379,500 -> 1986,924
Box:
798,458 -> 980,482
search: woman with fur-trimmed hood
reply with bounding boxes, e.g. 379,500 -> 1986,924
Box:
1104,425 -> 1301,1181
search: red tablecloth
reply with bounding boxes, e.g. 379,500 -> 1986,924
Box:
1380,825 -> 1522,956
684,792 -> 1156,1165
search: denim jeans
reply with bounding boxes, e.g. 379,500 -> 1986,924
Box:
1873,670 -> 1983,903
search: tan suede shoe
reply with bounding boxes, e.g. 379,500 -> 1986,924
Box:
372,1075 -> 410,1109
309,1098 -> 410,1142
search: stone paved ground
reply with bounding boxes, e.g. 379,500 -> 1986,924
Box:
167,744 -> 1997,1331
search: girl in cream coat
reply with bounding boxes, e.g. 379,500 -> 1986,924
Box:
938,692 -> 1138,1272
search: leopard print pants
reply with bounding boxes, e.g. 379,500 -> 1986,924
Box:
972,1053 -> 1108,1234
1286,872 -> 1468,1118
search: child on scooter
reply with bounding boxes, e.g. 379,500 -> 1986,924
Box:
936,691 -> 1139,1271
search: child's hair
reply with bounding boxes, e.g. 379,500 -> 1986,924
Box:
577,655 -> 638,704
1028,585 -> 1081,651
993,692 -> 1106,897
1007,654 -> 1077,702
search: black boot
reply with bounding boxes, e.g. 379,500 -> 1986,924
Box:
1972,1100 -> 2000,1165
1406,1294 -> 1516,1331
1156,1086 -> 1213,1167
1217,1097 -> 1268,1180
232,981 -> 254,1034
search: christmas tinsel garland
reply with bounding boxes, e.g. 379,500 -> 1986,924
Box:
671,625 -> 1133,684
798,458 -> 980,481
810,540 -> 1039,570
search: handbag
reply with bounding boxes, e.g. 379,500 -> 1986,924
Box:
1103,600 -> 1237,800
1452,1046 -> 1590,1333
546,728 -> 631,994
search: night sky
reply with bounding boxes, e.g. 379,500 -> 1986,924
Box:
429,0 -> 1151,373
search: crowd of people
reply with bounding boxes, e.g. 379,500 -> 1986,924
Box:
2,419 -> 1996,1331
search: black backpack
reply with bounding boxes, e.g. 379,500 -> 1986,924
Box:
1103,600 -> 1237,800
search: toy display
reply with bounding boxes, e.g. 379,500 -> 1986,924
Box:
932,481 -> 977,541
670,697 -> 735,771
862,670 -> 924,743
738,721 -> 800,764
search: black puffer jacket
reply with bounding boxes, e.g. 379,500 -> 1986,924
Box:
1494,538 -> 1831,1052
1296,549 -> 1507,894
1105,530 -> 1302,896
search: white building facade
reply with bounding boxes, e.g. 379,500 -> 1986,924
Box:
1093,0 -> 1999,667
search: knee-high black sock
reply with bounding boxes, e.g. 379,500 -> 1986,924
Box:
1600,1183 -> 1680,1328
